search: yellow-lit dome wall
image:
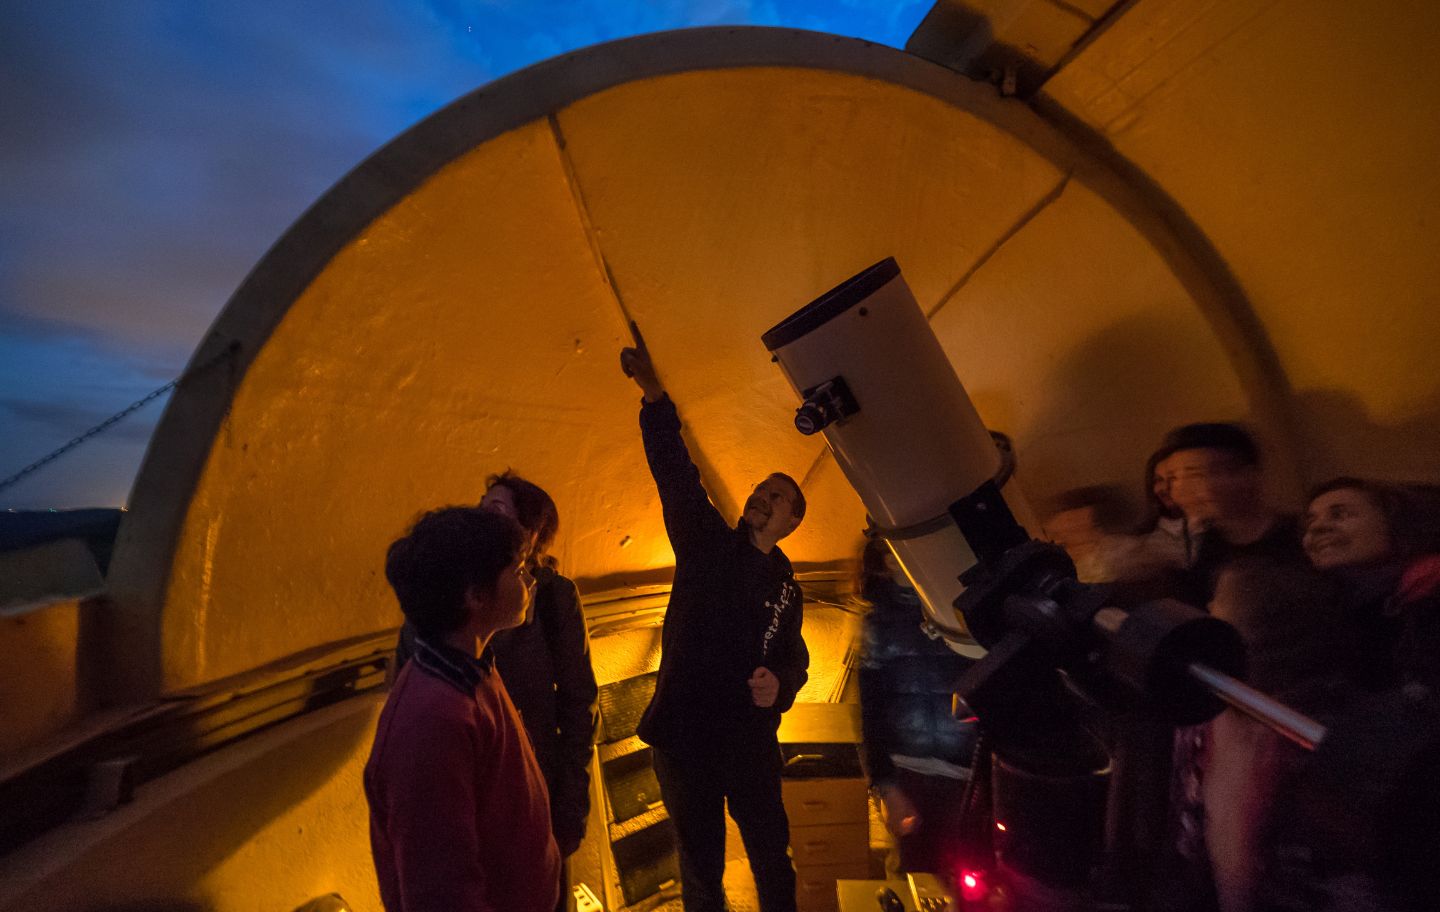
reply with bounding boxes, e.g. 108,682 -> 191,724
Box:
5,3 -> 1439,909
98,32 -> 1276,702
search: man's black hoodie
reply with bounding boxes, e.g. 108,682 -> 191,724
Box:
634,395 -> 809,756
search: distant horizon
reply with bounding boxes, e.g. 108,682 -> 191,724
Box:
1,2 -> 929,510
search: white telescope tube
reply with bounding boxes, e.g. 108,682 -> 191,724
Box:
762,258 -> 1032,656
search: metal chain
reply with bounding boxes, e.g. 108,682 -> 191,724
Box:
0,341 -> 239,497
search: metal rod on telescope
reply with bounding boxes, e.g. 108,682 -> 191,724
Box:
1187,662 -> 1327,751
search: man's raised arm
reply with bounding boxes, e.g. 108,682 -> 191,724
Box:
620,325 -> 729,552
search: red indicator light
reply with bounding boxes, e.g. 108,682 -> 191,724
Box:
959,869 -> 987,902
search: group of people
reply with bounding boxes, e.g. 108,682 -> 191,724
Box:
360,333 -> 1437,912
854,420 -> 1440,910
362,336 -> 812,912
366,471 -> 598,912
1040,422 -> 1440,911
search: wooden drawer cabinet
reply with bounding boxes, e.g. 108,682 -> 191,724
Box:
784,781 -> 870,911
779,704 -> 871,912
796,862 -> 871,912
783,777 -> 869,827
790,821 -> 870,868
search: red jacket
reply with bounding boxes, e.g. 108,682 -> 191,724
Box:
365,647 -> 559,912
1394,553 -> 1440,686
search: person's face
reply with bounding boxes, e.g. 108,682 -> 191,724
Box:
480,484 -> 517,520
1151,457 -> 1179,513
1045,506 -> 1102,557
477,555 -> 535,632
481,484 -> 537,559
1303,488 -> 1393,570
1164,448 -> 1258,524
743,476 -> 801,539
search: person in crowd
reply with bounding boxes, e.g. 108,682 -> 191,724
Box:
365,506 -> 558,912
394,473 -> 598,912
1153,424 -> 1299,911
1254,485 -> 1440,912
857,538 -> 979,876
479,472 -> 598,912
1133,447 -> 1190,571
1200,559 -> 1347,912
1302,477 -> 1440,688
619,330 -> 810,912
1043,485 -> 1143,583
1153,422 -> 1304,602
1154,557 -> 1347,912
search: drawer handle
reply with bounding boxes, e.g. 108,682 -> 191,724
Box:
801,801 -> 829,809
786,753 -> 827,766
802,841 -> 831,850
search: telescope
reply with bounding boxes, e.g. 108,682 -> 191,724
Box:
762,258 -> 1440,909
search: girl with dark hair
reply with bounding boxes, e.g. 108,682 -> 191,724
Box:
482,473 -> 597,909
482,472 -> 597,912
1232,481 -> 1440,911
1302,477 -> 1440,688
481,470 -> 561,567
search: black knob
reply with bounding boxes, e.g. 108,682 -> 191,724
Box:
794,401 -> 827,435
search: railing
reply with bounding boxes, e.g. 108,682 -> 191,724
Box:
1,569 -> 860,859
0,629 -> 393,857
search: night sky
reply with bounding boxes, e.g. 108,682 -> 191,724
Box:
1,1 -> 929,509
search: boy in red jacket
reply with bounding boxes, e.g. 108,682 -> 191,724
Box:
365,506 -> 559,912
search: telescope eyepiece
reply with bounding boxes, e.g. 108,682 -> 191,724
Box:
793,375 -> 859,435
794,401 -> 827,435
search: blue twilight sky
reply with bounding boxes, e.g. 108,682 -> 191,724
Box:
0,1 -> 931,510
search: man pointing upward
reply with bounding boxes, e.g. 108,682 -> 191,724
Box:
621,326 -> 809,912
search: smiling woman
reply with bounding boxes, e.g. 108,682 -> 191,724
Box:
1302,480 -> 1398,571
1302,477 -> 1440,690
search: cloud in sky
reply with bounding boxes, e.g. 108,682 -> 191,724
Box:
0,0 -> 929,509
0,314 -> 176,507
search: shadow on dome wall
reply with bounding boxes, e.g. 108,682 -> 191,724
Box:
947,315 -> 1440,533
988,312 -> 1255,500
1294,388 -> 1440,489
1001,318 -> 1440,514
